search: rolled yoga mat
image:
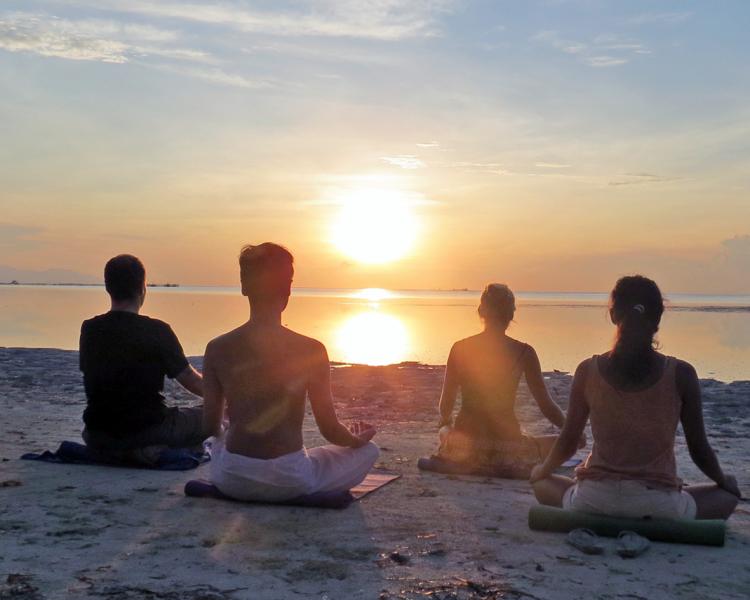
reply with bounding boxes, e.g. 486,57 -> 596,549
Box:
528,505 -> 726,547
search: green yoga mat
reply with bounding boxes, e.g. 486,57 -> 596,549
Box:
528,505 -> 726,547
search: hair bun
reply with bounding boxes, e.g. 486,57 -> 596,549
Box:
633,304 -> 645,314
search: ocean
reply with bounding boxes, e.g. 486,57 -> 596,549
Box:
1,285 -> 749,381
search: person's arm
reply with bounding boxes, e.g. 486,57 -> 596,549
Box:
201,342 -> 224,438
438,344 -> 460,428
678,361 -> 741,497
161,322 -> 202,396
308,342 -> 376,448
529,360 -> 591,482
523,345 -> 565,428
176,364 -> 203,397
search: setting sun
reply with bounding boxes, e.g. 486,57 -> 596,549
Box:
330,188 -> 419,264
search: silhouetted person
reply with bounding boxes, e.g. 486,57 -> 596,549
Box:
436,284 -> 579,477
531,275 -> 740,520
80,255 -> 205,462
203,243 -> 378,501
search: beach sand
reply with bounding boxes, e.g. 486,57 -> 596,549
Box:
1,347 -> 748,599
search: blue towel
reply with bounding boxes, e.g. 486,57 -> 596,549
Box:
22,441 -> 208,471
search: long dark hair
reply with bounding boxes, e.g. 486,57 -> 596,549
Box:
609,275 -> 664,381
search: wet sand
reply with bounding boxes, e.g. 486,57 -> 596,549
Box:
1,347 -> 749,599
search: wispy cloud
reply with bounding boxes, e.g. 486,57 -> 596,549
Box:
151,63 -> 273,89
451,161 -> 507,175
0,12 -> 209,64
533,30 -> 649,68
627,12 -> 693,25
584,55 -> 628,68
416,141 -> 441,148
0,12 -> 278,88
381,155 -> 426,169
242,41 -> 394,66
608,173 -> 679,186
535,162 -> 571,169
0,13 -> 129,62
53,0 -> 455,41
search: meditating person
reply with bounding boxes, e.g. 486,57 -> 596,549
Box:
202,243 -> 379,502
434,283 -> 578,477
530,275 -> 741,520
80,254 -> 205,462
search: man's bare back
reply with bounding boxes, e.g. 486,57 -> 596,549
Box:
203,322 -> 325,459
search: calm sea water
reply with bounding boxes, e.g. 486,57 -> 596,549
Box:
1,285 -> 749,381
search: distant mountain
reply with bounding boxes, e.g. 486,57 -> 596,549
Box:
0,265 -> 100,285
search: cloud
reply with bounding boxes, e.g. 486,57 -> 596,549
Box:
0,12 -> 210,64
535,162 -> 571,169
0,12 -> 277,88
53,0 -> 456,41
451,162 -> 507,175
608,173 -> 679,186
0,13 -> 128,62
533,30 -> 649,68
151,64 -> 273,89
584,55 -> 628,68
380,155 -> 426,169
416,141 -> 441,148
627,12 -> 693,25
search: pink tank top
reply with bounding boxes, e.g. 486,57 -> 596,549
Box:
575,355 -> 682,490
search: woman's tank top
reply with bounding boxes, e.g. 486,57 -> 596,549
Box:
575,354 -> 682,490
454,343 -> 529,440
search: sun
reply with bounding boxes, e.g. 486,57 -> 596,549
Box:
330,188 -> 419,264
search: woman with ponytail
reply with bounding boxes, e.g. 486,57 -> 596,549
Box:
435,284 -> 578,478
530,275 -> 740,520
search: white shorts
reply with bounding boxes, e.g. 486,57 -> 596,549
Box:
209,436 -> 379,502
562,479 -> 697,520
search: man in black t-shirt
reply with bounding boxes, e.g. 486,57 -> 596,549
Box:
80,254 -> 205,459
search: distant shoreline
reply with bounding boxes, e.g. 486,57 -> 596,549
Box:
0,282 -> 180,288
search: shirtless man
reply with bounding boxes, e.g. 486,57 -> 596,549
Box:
203,243 -> 378,502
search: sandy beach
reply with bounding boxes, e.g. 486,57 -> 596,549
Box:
1,347 -> 749,599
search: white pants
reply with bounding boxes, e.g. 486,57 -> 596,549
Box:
563,479 -> 697,520
209,437 -> 379,502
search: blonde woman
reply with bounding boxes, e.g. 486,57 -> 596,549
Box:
434,284 -> 580,477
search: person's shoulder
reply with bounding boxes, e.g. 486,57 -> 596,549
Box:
672,357 -> 698,383
285,328 -> 327,355
573,356 -> 595,378
453,333 -> 481,350
138,314 -> 171,330
82,312 -> 111,324
205,326 -> 244,353
81,312 -> 118,332
505,335 -> 533,353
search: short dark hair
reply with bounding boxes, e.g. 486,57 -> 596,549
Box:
479,283 -> 516,327
239,243 -> 294,301
104,254 -> 146,301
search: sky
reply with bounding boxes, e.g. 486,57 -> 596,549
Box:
1,0 -> 749,292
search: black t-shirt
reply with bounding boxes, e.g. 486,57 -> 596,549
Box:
79,311 -> 189,435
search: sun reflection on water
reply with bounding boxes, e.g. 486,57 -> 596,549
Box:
348,288 -> 395,302
334,310 -> 410,366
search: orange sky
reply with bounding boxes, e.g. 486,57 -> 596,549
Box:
1,1 -> 749,292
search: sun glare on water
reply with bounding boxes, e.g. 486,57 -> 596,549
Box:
335,311 -> 409,366
331,188 -> 419,264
